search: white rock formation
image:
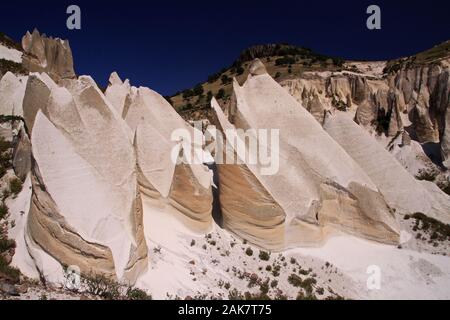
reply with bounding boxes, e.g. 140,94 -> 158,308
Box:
106,72 -> 214,232
19,73 -> 147,283
210,59 -> 400,250
0,72 -> 27,116
323,112 -> 450,224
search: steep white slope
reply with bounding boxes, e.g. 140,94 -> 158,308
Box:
105,73 -> 214,233
323,112 -> 450,224
0,72 -> 27,116
0,43 -> 22,63
211,59 -> 400,250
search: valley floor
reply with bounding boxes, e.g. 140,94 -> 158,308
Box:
4,172 -> 450,300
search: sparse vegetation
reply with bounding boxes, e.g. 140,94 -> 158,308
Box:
81,273 -> 122,299
0,59 -> 26,75
415,169 -> 438,182
216,88 -> 225,99
126,286 -> 152,300
245,247 -> 253,256
0,202 -> 8,220
406,212 -> 450,242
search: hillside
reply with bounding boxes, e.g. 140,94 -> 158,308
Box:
169,41 -> 450,121
169,44 -> 345,119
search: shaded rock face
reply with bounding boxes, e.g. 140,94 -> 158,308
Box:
281,59 -> 450,168
210,61 -> 400,250
21,30 -> 75,81
12,127 -> 31,181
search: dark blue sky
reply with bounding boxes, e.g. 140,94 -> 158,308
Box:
1,0 -> 449,95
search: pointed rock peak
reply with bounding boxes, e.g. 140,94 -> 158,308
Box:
31,28 -> 41,37
109,72 -> 123,86
249,58 -> 267,76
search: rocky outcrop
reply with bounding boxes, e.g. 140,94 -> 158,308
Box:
210,59 -> 400,250
108,73 -> 214,232
281,57 -> 450,169
0,72 -> 27,116
21,74 -> 147,283
21,29 -> 75,81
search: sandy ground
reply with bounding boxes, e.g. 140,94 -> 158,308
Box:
4,177 -> 449,300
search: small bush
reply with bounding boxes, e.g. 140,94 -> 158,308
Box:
0,237 -> 16,252
0,254 -> 20,283
288,274 -> 317,295
272,264 -> 281,277
221,74 -> 231,85
9,178 -> 23,195
216,88 -> 225,99
245,247 -> 253,256
228,288 -> 244,300
190,239 -> 196,247
82,273 -> 121,299
288,274 -> 303,287
0,202 -> 8,220
270,279 -> 278,288
415,169 -> 437,182
259,251 -> 270,261
411,212 -> 450,241
126,287 -> 152,300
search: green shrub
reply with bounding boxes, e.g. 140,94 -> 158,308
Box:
81,273 -> 122,299
245,247 -> 253,256
411,212 -> 450,241
221,74 -> 231,85
126,287 -> 152,300
0,237 -> 16,252
0,202 -> 8,220
415,169 -> 438,182
270,279 -> 278,288
0,254 -> 20,283
216,88 -> 225,99
259,251 -> 270,261
288,274 -> 303,287
9,177 -> 23,195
